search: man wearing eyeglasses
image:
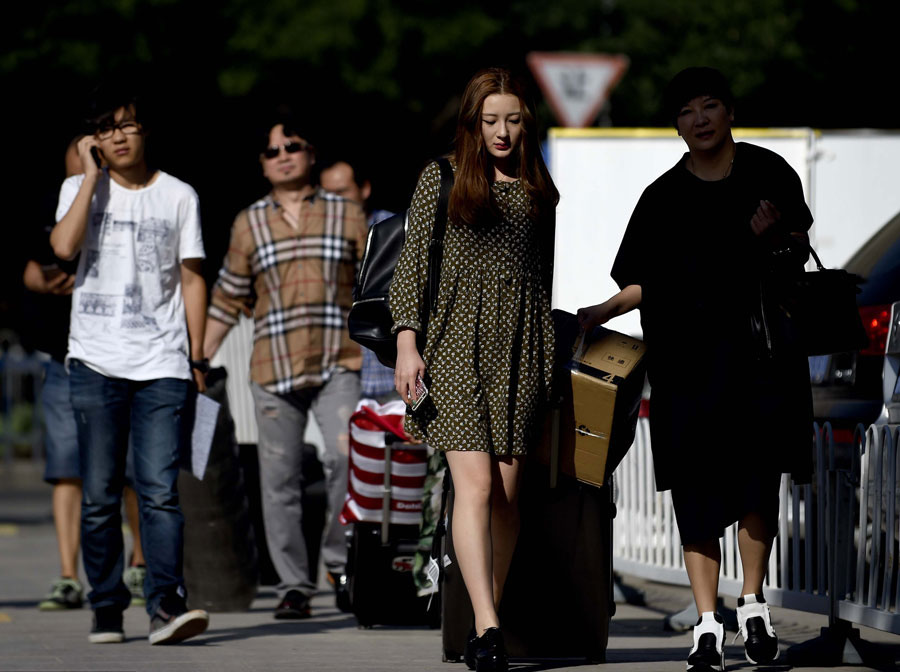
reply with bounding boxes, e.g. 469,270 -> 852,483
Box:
50,85 -> 209,645
204,112 -> 368,620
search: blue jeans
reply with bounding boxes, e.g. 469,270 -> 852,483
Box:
41,359 -> 80,483
68,359 -> 190,616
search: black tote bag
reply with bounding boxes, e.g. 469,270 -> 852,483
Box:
754,244 -> 868,358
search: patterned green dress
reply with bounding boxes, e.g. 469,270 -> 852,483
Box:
389,160 -> 555,455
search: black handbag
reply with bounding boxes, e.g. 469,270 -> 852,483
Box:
754,243 -> 868,358
348,158 -> 454,367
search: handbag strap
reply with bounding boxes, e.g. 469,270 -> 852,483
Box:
807,242 -> 826,272
427,157 -> 454,315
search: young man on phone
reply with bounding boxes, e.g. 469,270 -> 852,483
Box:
51,86 -> 209,645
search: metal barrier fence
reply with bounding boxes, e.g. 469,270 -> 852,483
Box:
613,417 -> 900,640
0,351 -> 46,465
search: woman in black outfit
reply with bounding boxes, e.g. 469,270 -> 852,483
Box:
578,67 -> 813,672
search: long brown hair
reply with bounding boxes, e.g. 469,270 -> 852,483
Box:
449,67 -> 559,227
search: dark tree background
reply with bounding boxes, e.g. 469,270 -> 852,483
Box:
3,0 -> 898,339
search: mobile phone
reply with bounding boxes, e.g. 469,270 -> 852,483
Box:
90,147 -> 102,168
40,263 -> 64,279
409,375 -> 429,412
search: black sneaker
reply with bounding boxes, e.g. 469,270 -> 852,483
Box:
88,606 -> 125,644
274,589 -> 311,619
686,612 -> 725,671
149,596 -> 209,645
735,593 -> 779,664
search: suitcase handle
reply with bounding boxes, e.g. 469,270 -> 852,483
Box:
381,436 -> 394,545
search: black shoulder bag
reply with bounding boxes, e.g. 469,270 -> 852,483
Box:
754,242 -> 868,358
348,158 -> 454,367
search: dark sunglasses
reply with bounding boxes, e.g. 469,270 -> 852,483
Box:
263,141 -> 312,159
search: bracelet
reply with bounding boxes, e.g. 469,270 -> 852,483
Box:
189,358 -> 210,373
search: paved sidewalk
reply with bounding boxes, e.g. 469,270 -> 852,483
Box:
1,460 -> 898,671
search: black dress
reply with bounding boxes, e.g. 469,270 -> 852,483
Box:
611,142 -> 814,543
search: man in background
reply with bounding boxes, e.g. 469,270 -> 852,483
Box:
204,113 -> 368,619
320,156 -> 396,404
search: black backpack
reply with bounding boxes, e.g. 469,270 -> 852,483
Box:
348,158 -> 454,368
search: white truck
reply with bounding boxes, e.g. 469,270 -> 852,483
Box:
549,128 -> 900,337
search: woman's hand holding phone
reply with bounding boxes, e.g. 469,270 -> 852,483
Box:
394,328 -> 426,407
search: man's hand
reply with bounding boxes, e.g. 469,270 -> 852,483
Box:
192,367 -> 207,394
750,200 -> 781,236
76,135 -> 101,181
217,292 -> 253,317
23,260 -> 75,295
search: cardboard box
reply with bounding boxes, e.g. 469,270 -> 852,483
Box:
538,326 -> 647,488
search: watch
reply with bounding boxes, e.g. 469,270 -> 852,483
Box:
189,358 -> 210,373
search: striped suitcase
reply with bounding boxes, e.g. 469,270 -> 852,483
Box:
340,400 -> 438,627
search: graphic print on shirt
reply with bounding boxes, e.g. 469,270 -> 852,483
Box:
78,214 -> 177,331
120,284 -> 160,331
136,217 -> 174,274
78,292 -> 117,317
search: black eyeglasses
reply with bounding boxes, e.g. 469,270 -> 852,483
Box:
96,120 -> 142,140
263,141 -> 312,159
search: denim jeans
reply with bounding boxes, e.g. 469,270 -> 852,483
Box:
41,358 -> 80,483
68,359 -> 190,616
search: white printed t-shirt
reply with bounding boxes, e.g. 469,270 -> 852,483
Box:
56,169 -> 205,381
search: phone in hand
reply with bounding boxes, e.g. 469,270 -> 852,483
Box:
90,147 -> 102,168
409,375 -> 429,412
41,263 -> 64,281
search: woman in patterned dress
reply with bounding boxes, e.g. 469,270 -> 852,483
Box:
391,67 -> 558,671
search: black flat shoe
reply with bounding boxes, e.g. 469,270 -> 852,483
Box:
474,627 -> 508,672
464,626 -> 478,670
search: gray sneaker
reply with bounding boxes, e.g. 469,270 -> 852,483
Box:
149,602 -> 209,645
38,577 -> 84,611
123,565 -> 147,607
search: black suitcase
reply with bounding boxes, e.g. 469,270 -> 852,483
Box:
345,434 -> 441,628
441,464 -> 615,663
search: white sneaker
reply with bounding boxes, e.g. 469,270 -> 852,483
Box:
686,611 -> 725,671
734,593 -> 779,664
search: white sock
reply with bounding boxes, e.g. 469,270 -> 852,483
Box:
696,611 -> 721,634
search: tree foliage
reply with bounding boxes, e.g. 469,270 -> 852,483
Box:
3,0 -> 898,324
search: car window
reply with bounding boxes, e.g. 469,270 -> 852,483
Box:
844,210 -> 900,305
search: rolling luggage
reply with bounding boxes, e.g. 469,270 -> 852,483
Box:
441,310 -> 617,662
441,466 -> 615,662
340,400 -> 439,627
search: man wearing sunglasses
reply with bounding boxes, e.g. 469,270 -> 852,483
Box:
204,113 -> 368,620
50,85 -> 209,645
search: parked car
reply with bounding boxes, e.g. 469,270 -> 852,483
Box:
810,210 -> 900,437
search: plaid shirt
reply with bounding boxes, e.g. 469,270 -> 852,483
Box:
209,189 -> 368,394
